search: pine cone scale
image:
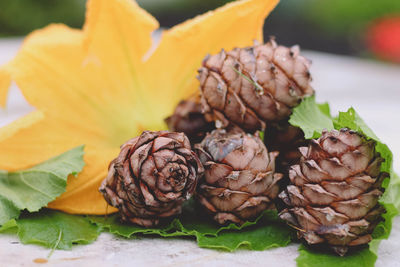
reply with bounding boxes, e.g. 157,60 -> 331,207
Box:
279,129 -> 387,255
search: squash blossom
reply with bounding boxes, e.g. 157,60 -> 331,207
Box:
0,0 -> 279,214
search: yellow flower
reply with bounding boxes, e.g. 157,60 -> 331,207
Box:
0,0 -> 279,214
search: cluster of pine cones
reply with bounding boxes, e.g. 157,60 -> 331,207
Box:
100,39 -> 386,256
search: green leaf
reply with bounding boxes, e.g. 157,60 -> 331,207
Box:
196,218 -> 292,252
297,245 -> 377,267
0,209 -> 100,250
89,208 -> 293,252
0,219 -> 17,234
259,131 -> 265,142
0,200 -> 292,253
289,96 -> 334,139
333,108 -> 379,140
317,102 -> 331,117
289,98 -> 400,266
89,214 -> 182,238
0,146 -> 85,225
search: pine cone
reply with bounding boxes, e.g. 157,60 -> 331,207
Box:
264,121 -> 308,174
198,38 -> 314,133
165,95 -> 214,144
99,131 -> 204,227
279,129 -> 387,255
195,129 -> 283,225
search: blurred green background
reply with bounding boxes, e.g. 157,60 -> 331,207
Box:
1,0 -> 400,62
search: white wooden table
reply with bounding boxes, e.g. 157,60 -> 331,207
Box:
0,39 -> 399,267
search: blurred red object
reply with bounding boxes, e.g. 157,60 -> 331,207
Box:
366,16 -> 400,63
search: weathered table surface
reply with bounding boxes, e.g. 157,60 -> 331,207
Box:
0,38 -> 399,267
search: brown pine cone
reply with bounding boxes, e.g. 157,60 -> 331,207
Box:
99,131 -> 204,227
195,129 -> 283,225
264,121 -> 308,174
165,95 -> 214,144
198,38 -> 314,133
279,129 -> 387,255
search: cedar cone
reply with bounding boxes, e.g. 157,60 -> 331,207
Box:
165,95 -> 214,144
100,131 -> 204,227
195,129 -> 283,225
279,129 -> 387,255
198,38 -> 314,133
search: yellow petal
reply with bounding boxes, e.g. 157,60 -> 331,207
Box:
8,23 -> 159,148
0,110 -> 44,144
146,0 -> 279,115
0,4 -> 162,214
83,0 -> 162,124
0,27 -> 122,213
48,148 -> 119,214
84,0 -> 158,58
0,66 -> 11,107
7,25 -> 106,136
0,114 -> 118,214
0,0 -> 165,214
0,115 -> 83,171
